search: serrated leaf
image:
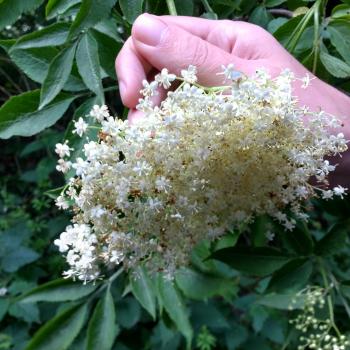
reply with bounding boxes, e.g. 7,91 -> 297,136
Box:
211,247 -> 291,276
69,0 -> 118,39
175,268 -> 237,300
328,20 -> 350,64
11,22 -> 71,50
10,47 -> 86,91
158,277 -> 193,347
320,50 -> 350,78
76,32 -> 103,101
46,0 -> 81,19
0,90 -> 75,139
119,0 -> 144,23
315,224 -> 348,256
0,0 -> 44,31
40,42 -> 77,109
25,303 -> 87,350
130,267 -> 156,319
87,289 -> 117,350
19,279 -> 97,303
94,18 -> 123,42
267,258 -> 313,292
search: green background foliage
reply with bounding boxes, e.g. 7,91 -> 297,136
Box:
0,0 -> 349,349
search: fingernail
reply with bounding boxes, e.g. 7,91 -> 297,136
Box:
133,14 -> 167,47
119,80 -> 126,98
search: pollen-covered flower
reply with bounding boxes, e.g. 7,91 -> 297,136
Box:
54,66 -> 347,282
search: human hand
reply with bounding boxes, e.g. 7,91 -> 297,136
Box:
115,14 -> 350,185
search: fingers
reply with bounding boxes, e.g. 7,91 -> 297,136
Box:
115,37 -> 152,108
131,14 -> 248,86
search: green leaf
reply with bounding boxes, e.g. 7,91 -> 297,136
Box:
265,0 -> 286,7
11,22 -> 71,50
130,267 -> 157,319
257,293 -> 305,310
175,268 -> 237,300
46,0 -> 81,19
281,222 -> 314,255
267,258 -> 313,292
25,303 -> 87,350
211,247 -> 291,276
0,298 -> 9,322
40,42 -> 77,109
69,0 -> 118,39
0,0 -> 44,31
328,20 -> 350,64
87,289 -> 117,350
249,6 -> 272,29
116,296 -> 141,328
158,277 -> 193,347
1,246 -> 39,273
76,32 -> 103,101
92,30 -> 122,79
10,47 -> 86,91
174,0 -> 193,16
0,90 -> 75,139
315,224 -> 348,256
119,0 -> 144,23
19,279 -> 97,303
320,50 -> 350,78
94,17 -> 123,42
331,4 -> 350,19
9,302 -> 40,323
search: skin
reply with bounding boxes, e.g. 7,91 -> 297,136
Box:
115,14 -> 350,186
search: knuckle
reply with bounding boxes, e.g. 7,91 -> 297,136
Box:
190,38 -> 209,68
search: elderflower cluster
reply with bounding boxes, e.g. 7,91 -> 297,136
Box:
290,286 -> 350,349
54,65 -> 347,282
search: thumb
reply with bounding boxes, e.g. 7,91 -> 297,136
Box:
132,14 -> 252,86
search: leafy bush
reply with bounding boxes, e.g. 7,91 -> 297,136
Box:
0,0 -> 350,349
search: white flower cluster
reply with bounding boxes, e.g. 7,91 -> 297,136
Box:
54,65 -> 347,282
290,286 -> 350,349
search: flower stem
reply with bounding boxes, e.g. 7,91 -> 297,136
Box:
318,258 -> 342,337
166,0 -> 177,16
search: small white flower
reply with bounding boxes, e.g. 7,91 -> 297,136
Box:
155,176 -> 171,192
55,141 -> 72,158
55,195 -> 69,210
133,161 -> 152,176
333,185 -> 347,199
90,105 -> 110,122
141,80 -> 159,97
219,64 -> 242,81
0,288 -> 7,297
155,68 -> 176,89
73,117 -> 88,137
181,65 -> 197,83
300,73 -> 315,89
56,159 -> 72,173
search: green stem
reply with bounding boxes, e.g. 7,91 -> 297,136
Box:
329,272 -> 350,320
312,1 -> 320,73
166,0 -> 177,16
286,0 -> 321,53
201,0 -> 214,13
318,258 -> 342,337
88,268 -> 124,302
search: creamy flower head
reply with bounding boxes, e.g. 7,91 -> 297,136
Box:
54,65 -> 347,282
